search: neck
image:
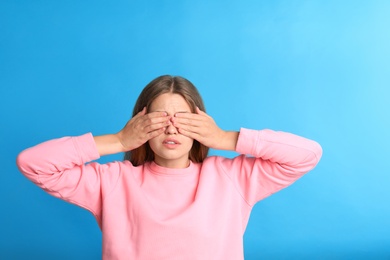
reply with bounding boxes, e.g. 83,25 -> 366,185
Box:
154,158 -> 190,169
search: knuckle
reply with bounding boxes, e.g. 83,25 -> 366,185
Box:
141,125 -> 149,133
146,118 -> 153,125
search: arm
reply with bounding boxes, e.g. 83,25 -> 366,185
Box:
222,128 -> 322,205
16,108 -> 171,217
172,107 -> 321,165
236,128 -> 322,168
95,107 -> 171,156
93,134 -> 126,156
16,133 -> 107,218
172,107 -> 240,151
172,109 -> 322,204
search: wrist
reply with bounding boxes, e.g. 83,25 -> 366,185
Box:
219,131 -> 239,151
115,132 -> 128,152
94,134 -> 126,156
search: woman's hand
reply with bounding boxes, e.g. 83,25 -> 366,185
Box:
116,107 -> 170,151
94,108 -> 170,156
171,107 -> 239,151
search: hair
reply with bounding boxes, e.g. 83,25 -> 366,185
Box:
124,75 -> 209,166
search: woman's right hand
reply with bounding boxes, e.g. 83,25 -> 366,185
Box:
116,107 -> 170,152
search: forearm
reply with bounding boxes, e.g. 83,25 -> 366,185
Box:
218,131 -> 239,151
236,128 -> 322,169
93,134 -> 126,156
17,133 -> 100,180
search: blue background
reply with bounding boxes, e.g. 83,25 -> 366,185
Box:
1,0 -> 389,259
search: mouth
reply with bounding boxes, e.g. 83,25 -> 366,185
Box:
162,138 -> 181,148
163,139 -> 181,145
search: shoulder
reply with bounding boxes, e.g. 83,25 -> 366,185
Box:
202,155 -> 223,166
97,160 -> 147,190
201,154 -> 252,171
90,159 -> 145,180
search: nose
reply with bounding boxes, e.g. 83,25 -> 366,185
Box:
165,121 -> 178,135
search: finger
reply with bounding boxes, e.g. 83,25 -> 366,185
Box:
172,118 -> 196,128
174,108 -> 211,124
145,111 -> 168,119
172,114 -> 204,128
148,110 -> 168,116
196,106 -> 208,116
174,111 -> 203,120
140,112 -> 170,127
140,106 -> 147,115
144,120 -> 171,134
172,117 -> 201,131
176,127 -> 201,140
132,107 -> 147,120
146,126 -> 166,140
174,120 -> 204,138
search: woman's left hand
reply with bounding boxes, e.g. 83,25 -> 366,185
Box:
171,107 -> 239,151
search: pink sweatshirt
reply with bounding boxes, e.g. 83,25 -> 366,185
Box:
17,128 -> 322,260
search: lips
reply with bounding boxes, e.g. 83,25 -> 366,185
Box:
163,138 -> 181,145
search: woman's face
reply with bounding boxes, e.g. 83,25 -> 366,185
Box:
148,93 -> 194,168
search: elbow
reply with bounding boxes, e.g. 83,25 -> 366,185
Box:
313,141 -> 323,165
312,141 -> 322,165
16,149 -> 36,179
293,141 -> 323,174
303,141 -> 323,172
16,150 -> 27,172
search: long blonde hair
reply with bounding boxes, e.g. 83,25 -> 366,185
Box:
124,75 -> 209,166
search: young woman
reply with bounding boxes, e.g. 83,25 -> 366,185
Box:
17,75 -> 322,260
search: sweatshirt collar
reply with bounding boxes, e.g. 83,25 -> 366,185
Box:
147,160 -> 197,176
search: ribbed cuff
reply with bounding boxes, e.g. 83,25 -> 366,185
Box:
72,133 -> 101,164
235,128 -> 261,156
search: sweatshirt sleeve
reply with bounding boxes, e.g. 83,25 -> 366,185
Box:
16,133 -> 121,223
220,128 -> 322,206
